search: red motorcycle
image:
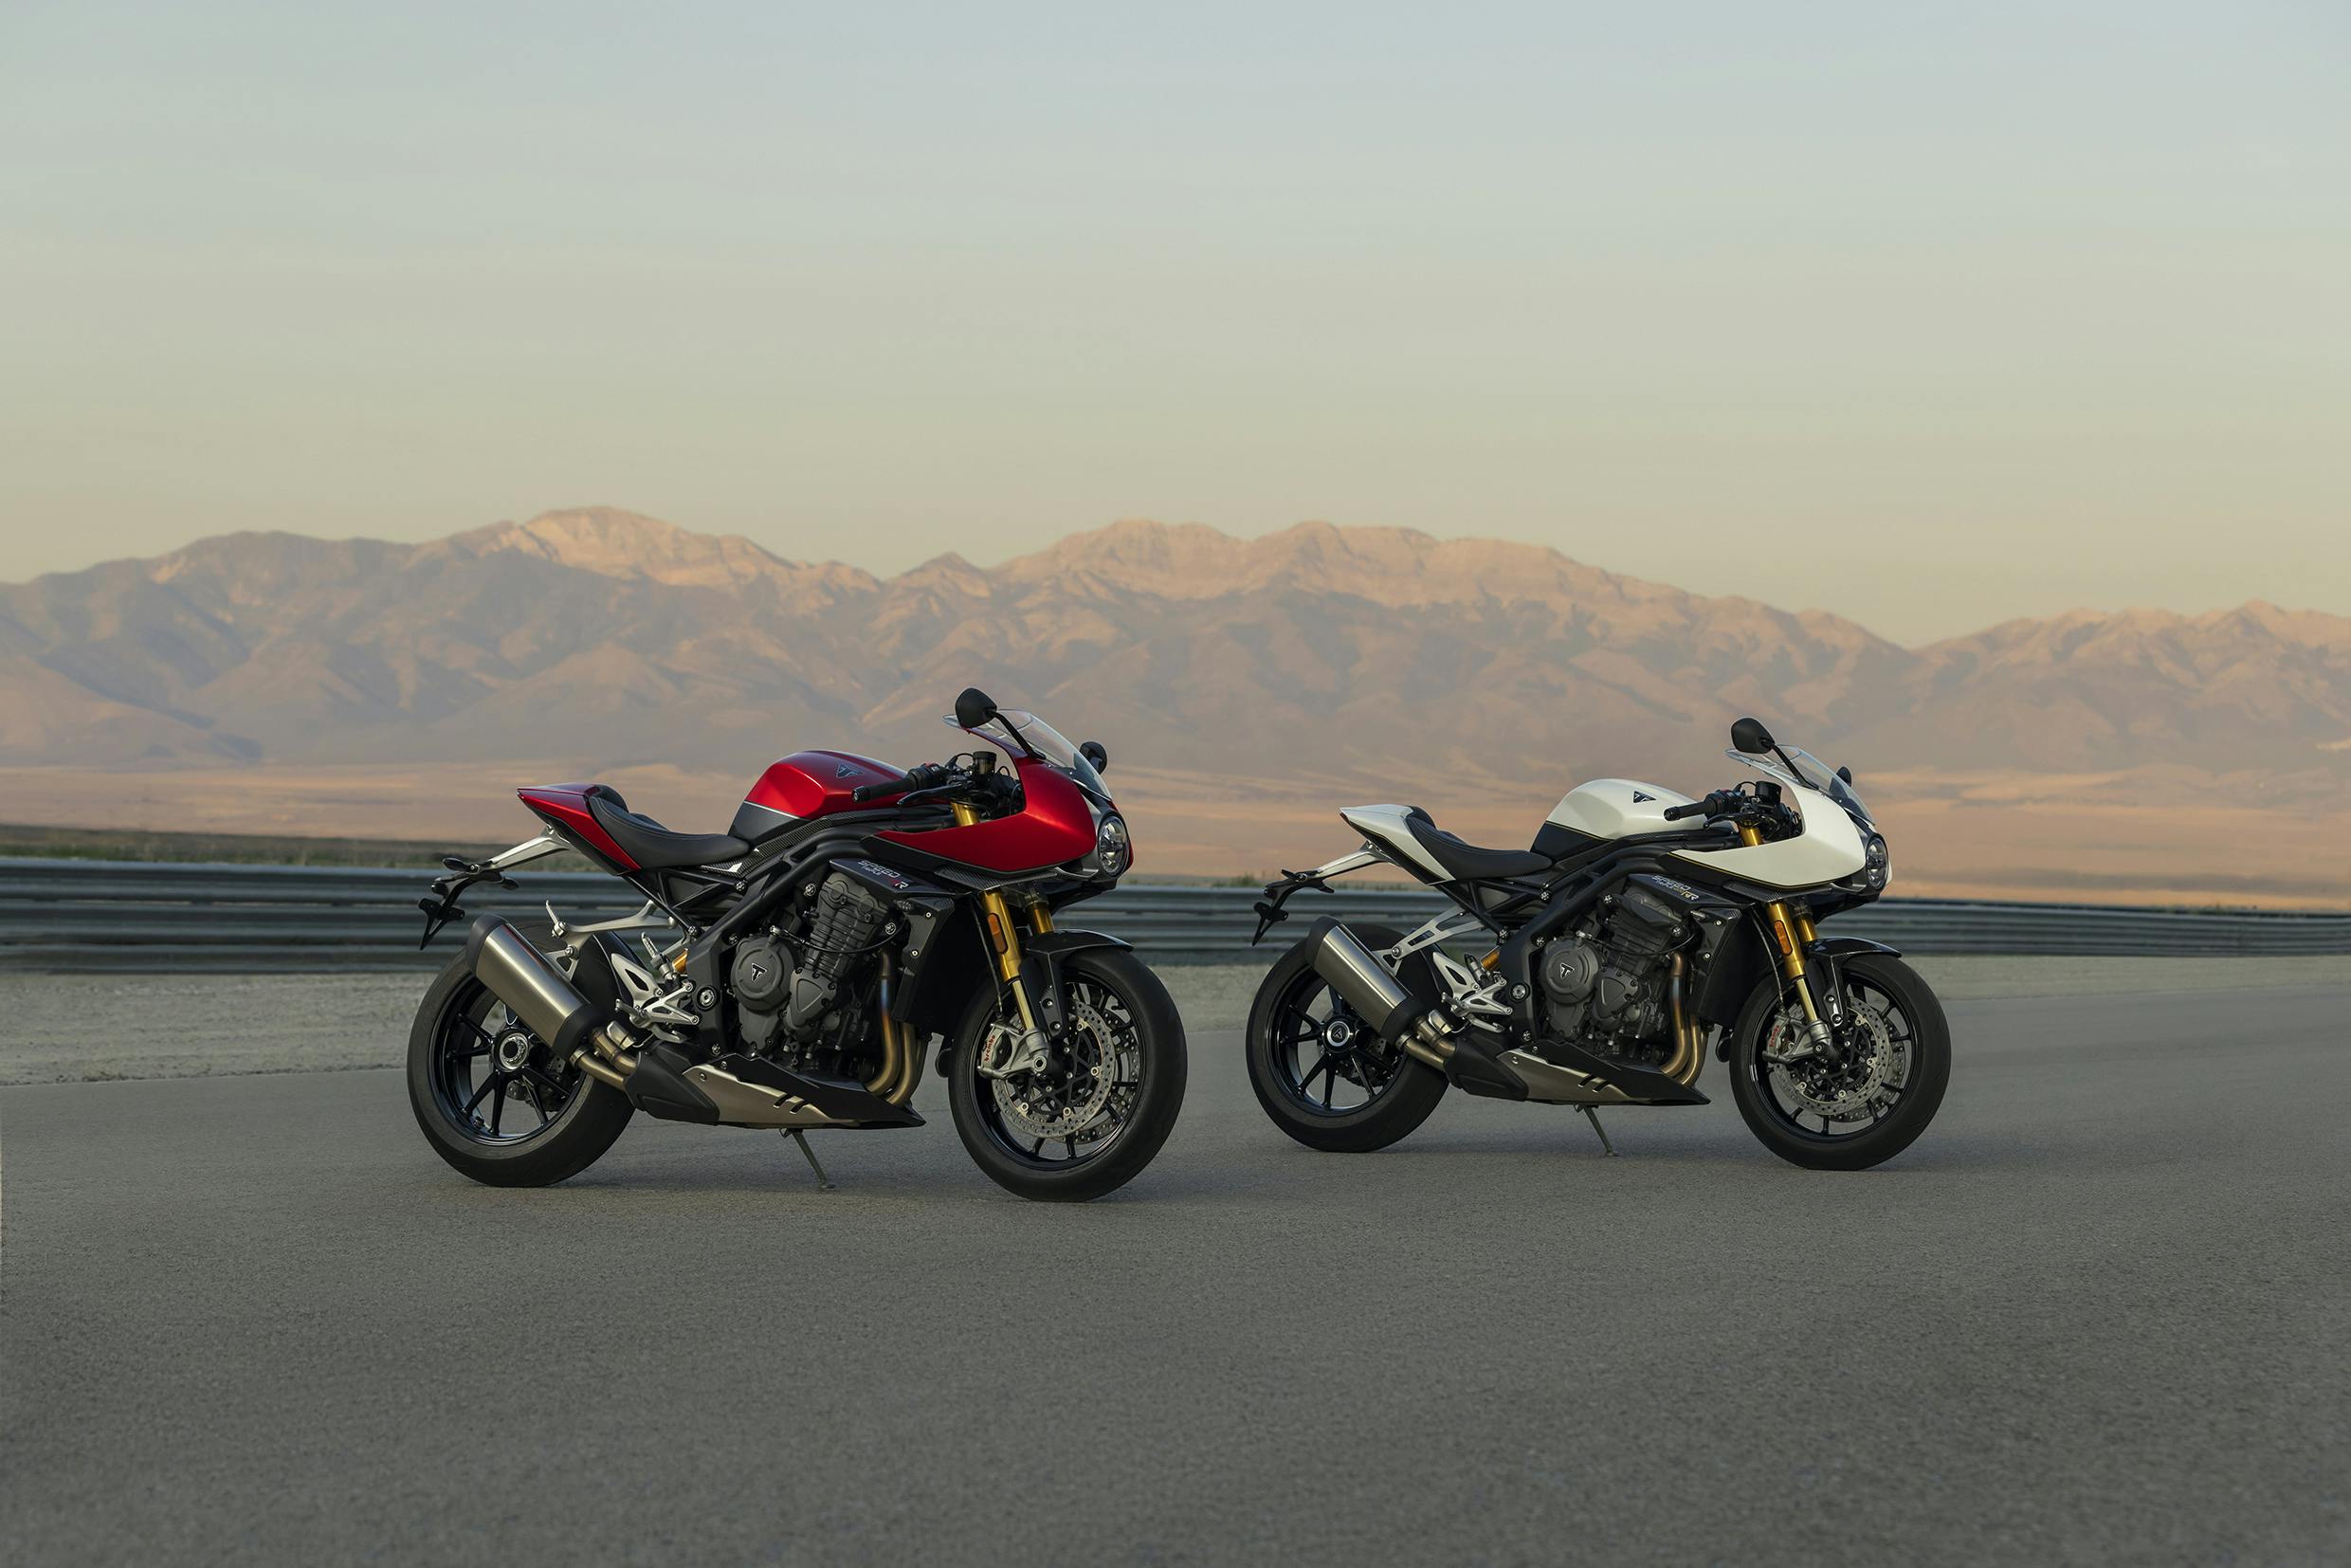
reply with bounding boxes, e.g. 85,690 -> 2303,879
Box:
406,688 -> 1185,1201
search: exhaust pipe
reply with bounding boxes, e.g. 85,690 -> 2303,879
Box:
1305,917 -> 1459,1069
465,917 -> 921,1128
465,917 -> 643,1086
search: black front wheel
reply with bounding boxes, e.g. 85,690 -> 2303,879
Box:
1727,952 -> 1951,1171
945,947 -> 1187,1202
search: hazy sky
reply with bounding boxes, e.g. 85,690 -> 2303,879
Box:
3,1 -> 2345,643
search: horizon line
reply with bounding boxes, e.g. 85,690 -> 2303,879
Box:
6,503 -> 2339,653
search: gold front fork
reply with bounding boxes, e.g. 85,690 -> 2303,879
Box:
1743,823 -> 1832,1042
956,801 -> 1047,1040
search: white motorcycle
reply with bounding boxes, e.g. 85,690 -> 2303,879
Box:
1245,717 -> 1949,1169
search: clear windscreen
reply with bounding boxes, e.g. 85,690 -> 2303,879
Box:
947,708 -> 1108,796
1726,743 -> 1873,827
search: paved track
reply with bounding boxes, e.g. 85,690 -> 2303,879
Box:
5,987 -> 2347,1566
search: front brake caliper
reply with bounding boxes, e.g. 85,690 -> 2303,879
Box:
975,1019 -> 1049,1079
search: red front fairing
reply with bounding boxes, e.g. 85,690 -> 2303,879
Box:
744,750 -> 905,820
875,757 -> 1102,874
516,784 -> 639,872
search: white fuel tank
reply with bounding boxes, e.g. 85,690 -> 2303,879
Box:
1547,778 -> 1704,841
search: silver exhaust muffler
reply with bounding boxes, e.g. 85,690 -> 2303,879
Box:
465,917 -> 642,1087
1304,917 -> 1459,1069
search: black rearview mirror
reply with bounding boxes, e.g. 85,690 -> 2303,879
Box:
1730,716 -> 1775,755
954,687 -> 996,730
1080,739 -> 1109,775
1836,764 -> 1853,785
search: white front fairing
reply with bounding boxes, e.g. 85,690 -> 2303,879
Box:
1671,785 -> 1868,889
1548,779 -> 1706,840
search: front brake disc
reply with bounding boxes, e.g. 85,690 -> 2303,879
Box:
993,998 -> 1117,1140
1767,1006 -> 1904,1121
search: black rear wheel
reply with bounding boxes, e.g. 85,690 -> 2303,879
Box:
407,923 -> 635,1187
1727,953 -> 1950,1171
1244,922 -> 1449,1153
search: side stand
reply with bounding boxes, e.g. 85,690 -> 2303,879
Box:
786,1129 -> 835,1191
1580,1106 -> 1617,1157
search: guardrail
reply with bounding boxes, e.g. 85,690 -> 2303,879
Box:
2,857 -> 2347,973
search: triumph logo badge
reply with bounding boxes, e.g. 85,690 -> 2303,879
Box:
835,764 -> 858,778
1631,790 -> 1655,803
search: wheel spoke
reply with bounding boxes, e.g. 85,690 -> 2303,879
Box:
490,1084 -> 506,1135
463,1073 -> 499,1116
1301,1050 -> 1336,1101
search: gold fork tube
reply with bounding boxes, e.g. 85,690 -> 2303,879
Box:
955,801 -> 1041,1034
1739,823 -> 1825,1027
985,892 -> 1039,1030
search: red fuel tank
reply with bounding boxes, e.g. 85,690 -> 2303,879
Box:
733,749 -> 904,841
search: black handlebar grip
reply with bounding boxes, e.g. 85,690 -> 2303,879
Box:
851,775 -> 911,804
1662,799 -> 1709,821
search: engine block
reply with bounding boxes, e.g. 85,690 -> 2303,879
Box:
1539,883 -> 1691,1058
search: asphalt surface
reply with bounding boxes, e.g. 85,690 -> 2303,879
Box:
11,956 -> 2351,1085
4,986 -> 2347,1566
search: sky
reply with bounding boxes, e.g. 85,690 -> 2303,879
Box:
2,0 -> 2345,644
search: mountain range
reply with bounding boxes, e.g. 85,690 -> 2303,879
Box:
3,508 -> 2348,900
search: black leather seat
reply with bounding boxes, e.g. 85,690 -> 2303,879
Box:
584,787 -> 749,871
1403,813 -> 1554,882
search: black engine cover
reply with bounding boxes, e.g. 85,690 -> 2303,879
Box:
731,937 -> 793,1013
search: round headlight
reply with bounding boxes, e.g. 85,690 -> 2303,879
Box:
1096,814 -> 1130,876
1866,835 -> 1887,866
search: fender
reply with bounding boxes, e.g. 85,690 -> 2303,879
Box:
1018,929 -> 1133,1033
1808,935 -> 1904,1045
1711,934 -> 1904,1060
1813,936 -> 1902,959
